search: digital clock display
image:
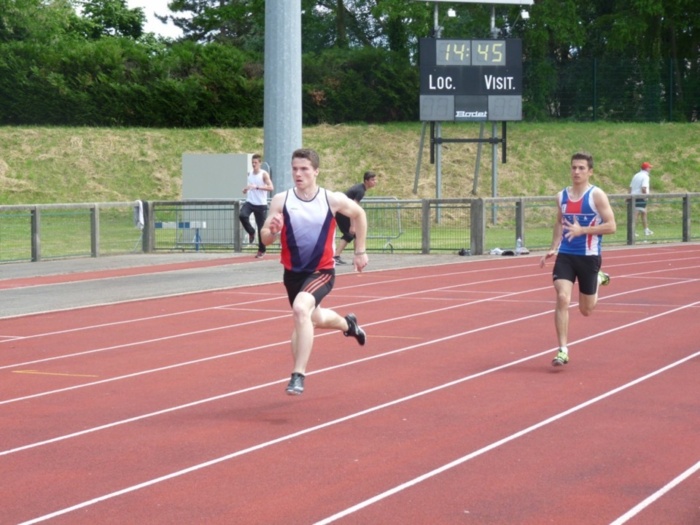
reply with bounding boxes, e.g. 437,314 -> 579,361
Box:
436,40 -> 471,65
471,40 -> 506,66
420,38 -> 523,122
436,40 -> 506,66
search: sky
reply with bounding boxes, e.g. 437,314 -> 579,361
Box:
127,0 -> 183,39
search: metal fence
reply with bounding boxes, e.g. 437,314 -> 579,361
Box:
1,193 -> 698,264
147,200 -> 246,253
0,202 -> 142,263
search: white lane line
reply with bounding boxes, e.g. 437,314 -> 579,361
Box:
0,295 -> 286,343
609,460 -> 700,524
314,351 -> 700,525
0,268 -> 503,346
0,273 -> 544,373
0,264 -> 496,326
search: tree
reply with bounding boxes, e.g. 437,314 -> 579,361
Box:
0,0 -> 80,43
80,0 -> 146,39
164,0 -> 265,49
2,0 -> 698,126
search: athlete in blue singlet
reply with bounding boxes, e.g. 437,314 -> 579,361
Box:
539,152 -> 617,367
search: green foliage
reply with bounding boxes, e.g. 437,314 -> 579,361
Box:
0,0 -> 78,43
0,34 -> 263,126
0,0 -> 699,126
525,0 -> 586,61
166,0 -> 265,48
303,47 -> 418,124
81,0 -> 146,39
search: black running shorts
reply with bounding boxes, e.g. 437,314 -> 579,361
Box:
552,252 -> 602,295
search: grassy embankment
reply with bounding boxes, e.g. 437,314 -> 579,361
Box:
0,122 -> 698,206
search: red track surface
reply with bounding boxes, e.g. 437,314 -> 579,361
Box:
1,246 -> 699,524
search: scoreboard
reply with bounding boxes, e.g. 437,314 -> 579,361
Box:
419,38 -> 523,122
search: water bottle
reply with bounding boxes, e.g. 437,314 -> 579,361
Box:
515,237 -> 523,255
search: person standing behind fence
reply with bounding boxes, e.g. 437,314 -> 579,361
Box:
259,148 -> 369,396
539,151 -> 616,367
629,161 -> 653,237
334,171 -> 377,265
240,154 -> 273,258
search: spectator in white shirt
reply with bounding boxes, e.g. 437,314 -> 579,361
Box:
629,162 -> 653,236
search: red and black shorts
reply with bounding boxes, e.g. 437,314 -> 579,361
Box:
283,269 -> 335,307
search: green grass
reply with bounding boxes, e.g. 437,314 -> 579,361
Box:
1,123 -> 698,206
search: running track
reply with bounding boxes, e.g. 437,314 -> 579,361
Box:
1,246 -> 699,524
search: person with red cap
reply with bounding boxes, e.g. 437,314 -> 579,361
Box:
629,161 -> 653,236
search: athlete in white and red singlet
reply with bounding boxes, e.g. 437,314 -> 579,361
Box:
259,148 -> 369,395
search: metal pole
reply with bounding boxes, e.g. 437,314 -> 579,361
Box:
264,0 -> 302,193
491,122 -> 498,224
434,2 -> 442,223
414,122 -> 428,194
434,3 -> 439,35
490,5 -> 498,38
472,123 -> 485,195
436,122 -> 442,223
490,4 -> 499,224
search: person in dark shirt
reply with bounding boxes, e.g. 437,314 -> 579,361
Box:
334,171 -> 377,264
